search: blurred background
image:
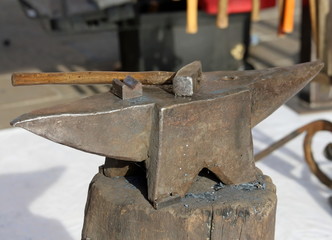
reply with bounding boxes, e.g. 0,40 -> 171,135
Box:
1,1 -> 332,240
0,0 -> 308,129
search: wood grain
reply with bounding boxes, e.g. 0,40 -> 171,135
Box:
12,71 -> 175,86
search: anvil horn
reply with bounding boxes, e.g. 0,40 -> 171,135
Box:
11,92 -> 156,161
202,61 -> 324,126
247,61 -> 323,126
11,62 -> 323,161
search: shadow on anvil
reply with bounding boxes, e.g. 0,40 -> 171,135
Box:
123,166 -> 222,204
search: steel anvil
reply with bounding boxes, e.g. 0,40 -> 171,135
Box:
11,61 -> 323,208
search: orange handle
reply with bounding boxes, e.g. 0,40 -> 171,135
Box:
278,0 -> 295,35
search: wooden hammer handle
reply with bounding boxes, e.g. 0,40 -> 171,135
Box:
12,71 -> 175,86
278,0 -> 295,35
251,0 -> 260,22
186,0 -> 198,34
216,0 -> 228,29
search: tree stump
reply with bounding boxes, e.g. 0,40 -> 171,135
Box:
82,169 -> 276,240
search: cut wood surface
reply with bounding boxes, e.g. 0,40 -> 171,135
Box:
82,172 -> 276,240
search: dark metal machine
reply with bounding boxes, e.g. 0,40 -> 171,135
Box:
11,61 -> 323,208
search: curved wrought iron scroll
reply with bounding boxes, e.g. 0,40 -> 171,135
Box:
255,120 -> 332,189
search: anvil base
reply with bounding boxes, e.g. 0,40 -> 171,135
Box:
82,171 -> 276,240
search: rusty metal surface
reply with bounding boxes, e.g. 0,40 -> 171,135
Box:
173,61 -> 201,96
11,61 -> 323,207
255,120 -> 332,189
201,61 -> 324,127
147,88 -> 256,206
111,76 -> 143,99
11,93 -> 155,161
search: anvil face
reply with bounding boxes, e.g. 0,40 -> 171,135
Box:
147,87 -> 255,205
11,61 -> 323,207
14,92 -> 155,161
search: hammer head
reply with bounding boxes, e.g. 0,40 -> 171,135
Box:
173,61 -> 202,97
111,76 -> 143,100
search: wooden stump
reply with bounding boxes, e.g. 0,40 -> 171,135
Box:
82,171 -> 276,240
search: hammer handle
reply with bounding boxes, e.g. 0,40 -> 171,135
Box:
186,0 -> 198,34
12,71 -> 175,86
216,0 -> 228,29
278,0 -> 295,35
251,0 -> 260,21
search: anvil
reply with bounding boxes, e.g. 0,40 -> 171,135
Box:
11,61 -> 323,208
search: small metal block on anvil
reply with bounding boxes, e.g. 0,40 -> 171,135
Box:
11,61 -> 323,240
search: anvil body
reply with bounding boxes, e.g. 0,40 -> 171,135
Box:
12,61 -> 323,206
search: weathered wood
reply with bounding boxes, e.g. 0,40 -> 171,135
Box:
326,1 -> 332,76
11,71 -> 175,86
82,171 -> 276,240
317,1 -> 329,70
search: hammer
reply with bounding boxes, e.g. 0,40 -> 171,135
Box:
12,71 -> 175,86
12,62 -> 203,97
